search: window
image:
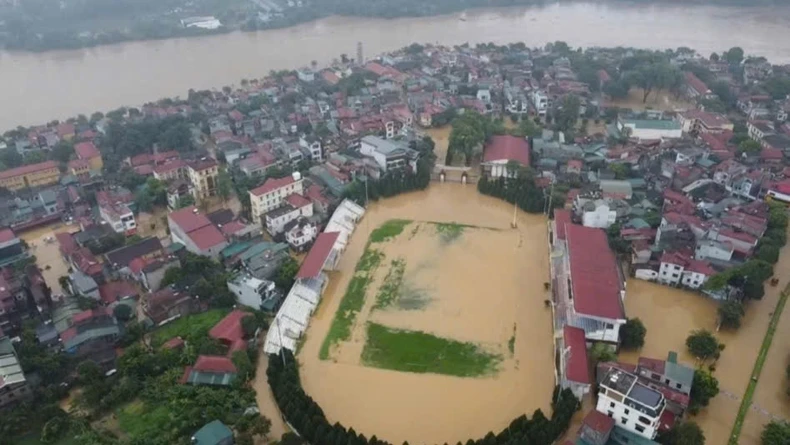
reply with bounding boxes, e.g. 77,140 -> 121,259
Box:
665,379 -> 670,385
651,373 -> 660,380
610,402 -> 615,408
635,425 -> 645,433
638,416 -> 651,425
624,409 -> 630,415
621,417 -> 628,424
676,383 -> 682,389
607,411 -> 614,418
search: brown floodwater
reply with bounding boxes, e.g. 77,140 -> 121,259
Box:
19,223 -> 79,296
297,183 -> 553,445
3,2 -> 790,129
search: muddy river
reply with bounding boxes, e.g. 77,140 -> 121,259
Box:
4,2 -> 790,129
297,183 -> 553,444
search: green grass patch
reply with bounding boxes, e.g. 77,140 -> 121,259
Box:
374,259 -> 406,310
118,400 -> 171,438
319,248 -> 384,360
508,324 -> 516,356
369,219 -> 411,243
151,309 -> 228,346
14,433 -> 79,445
361,322 -> 501,377
728,287 -> 790,444
434,222 -> 465,244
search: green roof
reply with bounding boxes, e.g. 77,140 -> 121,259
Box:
623,119 -> 680,130
193,420 -> 233,445
167,242 -> 185,254
664,352 -> 694,387
221,240 -> 256,259
239,241 -> 288,262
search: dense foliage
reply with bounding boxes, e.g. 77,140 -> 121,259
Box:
477,172 -> 547,214
689,369 -> 720,414
619,318 -> 647,350
267,349 -> 580,445
685,329 -> 724,362
762,420 -> 790,445
659,421 -> 706,445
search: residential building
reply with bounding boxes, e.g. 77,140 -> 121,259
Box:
60,307 -> 121,369
565,224 -> 626,343
227,274 -> 280,312
596,367 -> 666,440
192,420 -> 235,445
265,194 -> 314,235
153,159 -> 188,182
105,237 -> 164,271
209,309 -> 251,353
0,161 -> 60,191
657,251 -> 716,289
748,120 -> 774,142
359,135 -> 418,173
683,72 -> 712,99
617,118 -> 682,141
68,270 -> 100,300
238,241 -> 291,280
636,352 -> 694,397
676,110 -> 733,133
99,202 -> 136,235
128,255 -> 179,291
0,229 -> 28,267
0,334 -> 31,409
581,200 -> 617,229
249,172 -> 305,225
187,158 -> 219,200
74,141 -> 104,171
284,218 -> 319,251
532,90 -> 549,116
167,180 -> 194,210
143,287 -> 202,325
180,355 -> 237,386
560,325 -> 591,399
481,135 -> 531,178
299,136 -> 323,161
168,206 -> 228,258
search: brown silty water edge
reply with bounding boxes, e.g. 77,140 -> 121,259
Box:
296,183 -> 554,445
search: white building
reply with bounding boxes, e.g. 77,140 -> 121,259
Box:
180,16 -> 222,29
617,118 -> 682,141
532,90 -> 549,116
658,252 -> 715,289
695,240 -> 734,262
299,136 -> 322,161
581,201 -> 617,229
227,274 -> 278,311
265,194 -> 314,235
249,172 -> 305,225
285,219 -> 319,251
596,367 -> 665,440
99,202 -> 136,235
187,158 -> 219,201
359,135 -> 418,173
297,68 -> 315,83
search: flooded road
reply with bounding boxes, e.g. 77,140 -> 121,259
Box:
19,223 -> 79,296
4,2 -> 790,129
297,184 -> 553,444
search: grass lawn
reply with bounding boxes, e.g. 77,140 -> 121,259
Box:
118,400 -> 172,438
319,248 -> 384,359
373,259 -> 406,310
151,309 -> 228,345
361,322 -> 501,377
369,219 -> 411,243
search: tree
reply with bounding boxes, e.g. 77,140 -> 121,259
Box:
689,369 -> 719,414
589,342 -> 616,365
620,318 -> 646,350
709,52 -> 719,62
755,243 -> 780,264
273,257 -> 299,292
113,304 -> 133,322
738,139 -> 762,155
217,170 -> 233,202
604,79 -> 631,99
724,47 -> 744,65
177,194 -> 196,209
660,421 -> 706,445
718,300 -> 745,329
515,117 -> 542,138
241,315 -> 259,338
762,420 -> 790,445
77,360 -> 102,384
626,58 -> 681,103
554,95 -> 581,134
686,330 -> 722,362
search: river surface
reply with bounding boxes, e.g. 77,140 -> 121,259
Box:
298,183 -> 554,444
2,2 -> 790,129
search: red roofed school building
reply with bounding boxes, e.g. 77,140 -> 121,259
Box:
564,223 -> 626,344
481,135 -> 531,178
560,325 -> 591,399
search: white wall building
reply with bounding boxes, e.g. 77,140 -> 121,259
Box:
617,118 -> 682,141
99,202 -> 136,235
658,252 -> 715,290
582,202 -> 617,229
285,219 -> 319,251
695,240 -> 734,262
227,274 -> 278,311
596,367 -> 665,440
265,195 -> 314,235
249,172 -> 305,225
359,135 -> 417,173
532,90 -> 549,116
299,136 -> 322,161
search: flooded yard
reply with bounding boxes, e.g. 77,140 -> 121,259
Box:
423,126 -> 451,166
19,223 -> 80,296
604,88 -> 693,112
296,184 -> 554,445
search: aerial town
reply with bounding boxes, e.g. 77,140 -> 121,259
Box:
0,41 -> 789,445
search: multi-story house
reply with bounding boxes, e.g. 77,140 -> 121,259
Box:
168,206 -> 228,259
284,218 -> 319,252
187,158 -> 219,200
60,307 -> 121,369
359,136 -> 419,173
0,334 -> 31,409
596,366 -> 666,440
0,161 -> 60,191
657,251 -> 716,289
265,194 -> 314,236
0,229 -> 28,267
249,172 -> 305,225
74,141 -> 104,171
99,202 -> 136,235
153,159 -> 188,182
299,136 -> 323,162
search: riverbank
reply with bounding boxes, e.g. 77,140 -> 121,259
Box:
2,2 -> 790,130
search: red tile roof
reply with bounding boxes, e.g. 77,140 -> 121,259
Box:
566,224 -> 624,320
297,232 -> 340,279
285,193 -> 311,209
209,310 -> 250,348
553,210 -> 572,241
163,337 -> 185,350
56,232 -> 78,256
250,175 -> 297,197
192,355 -> 237,373
483,135 -> 530,165
563,326 -> 590,384
684,71 -> 710,95
0,161 -> 58,180
169,206 -> 212,233
74,141 -> 101,160
582,410 -> 615,435
98,281 -> 138,304
638,356 -> 666,374
153,159 -> 187,174
219,220 -> 247,236
0,228 -> 16,244
72,307 -> 109,324
189,225 -> 227,251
